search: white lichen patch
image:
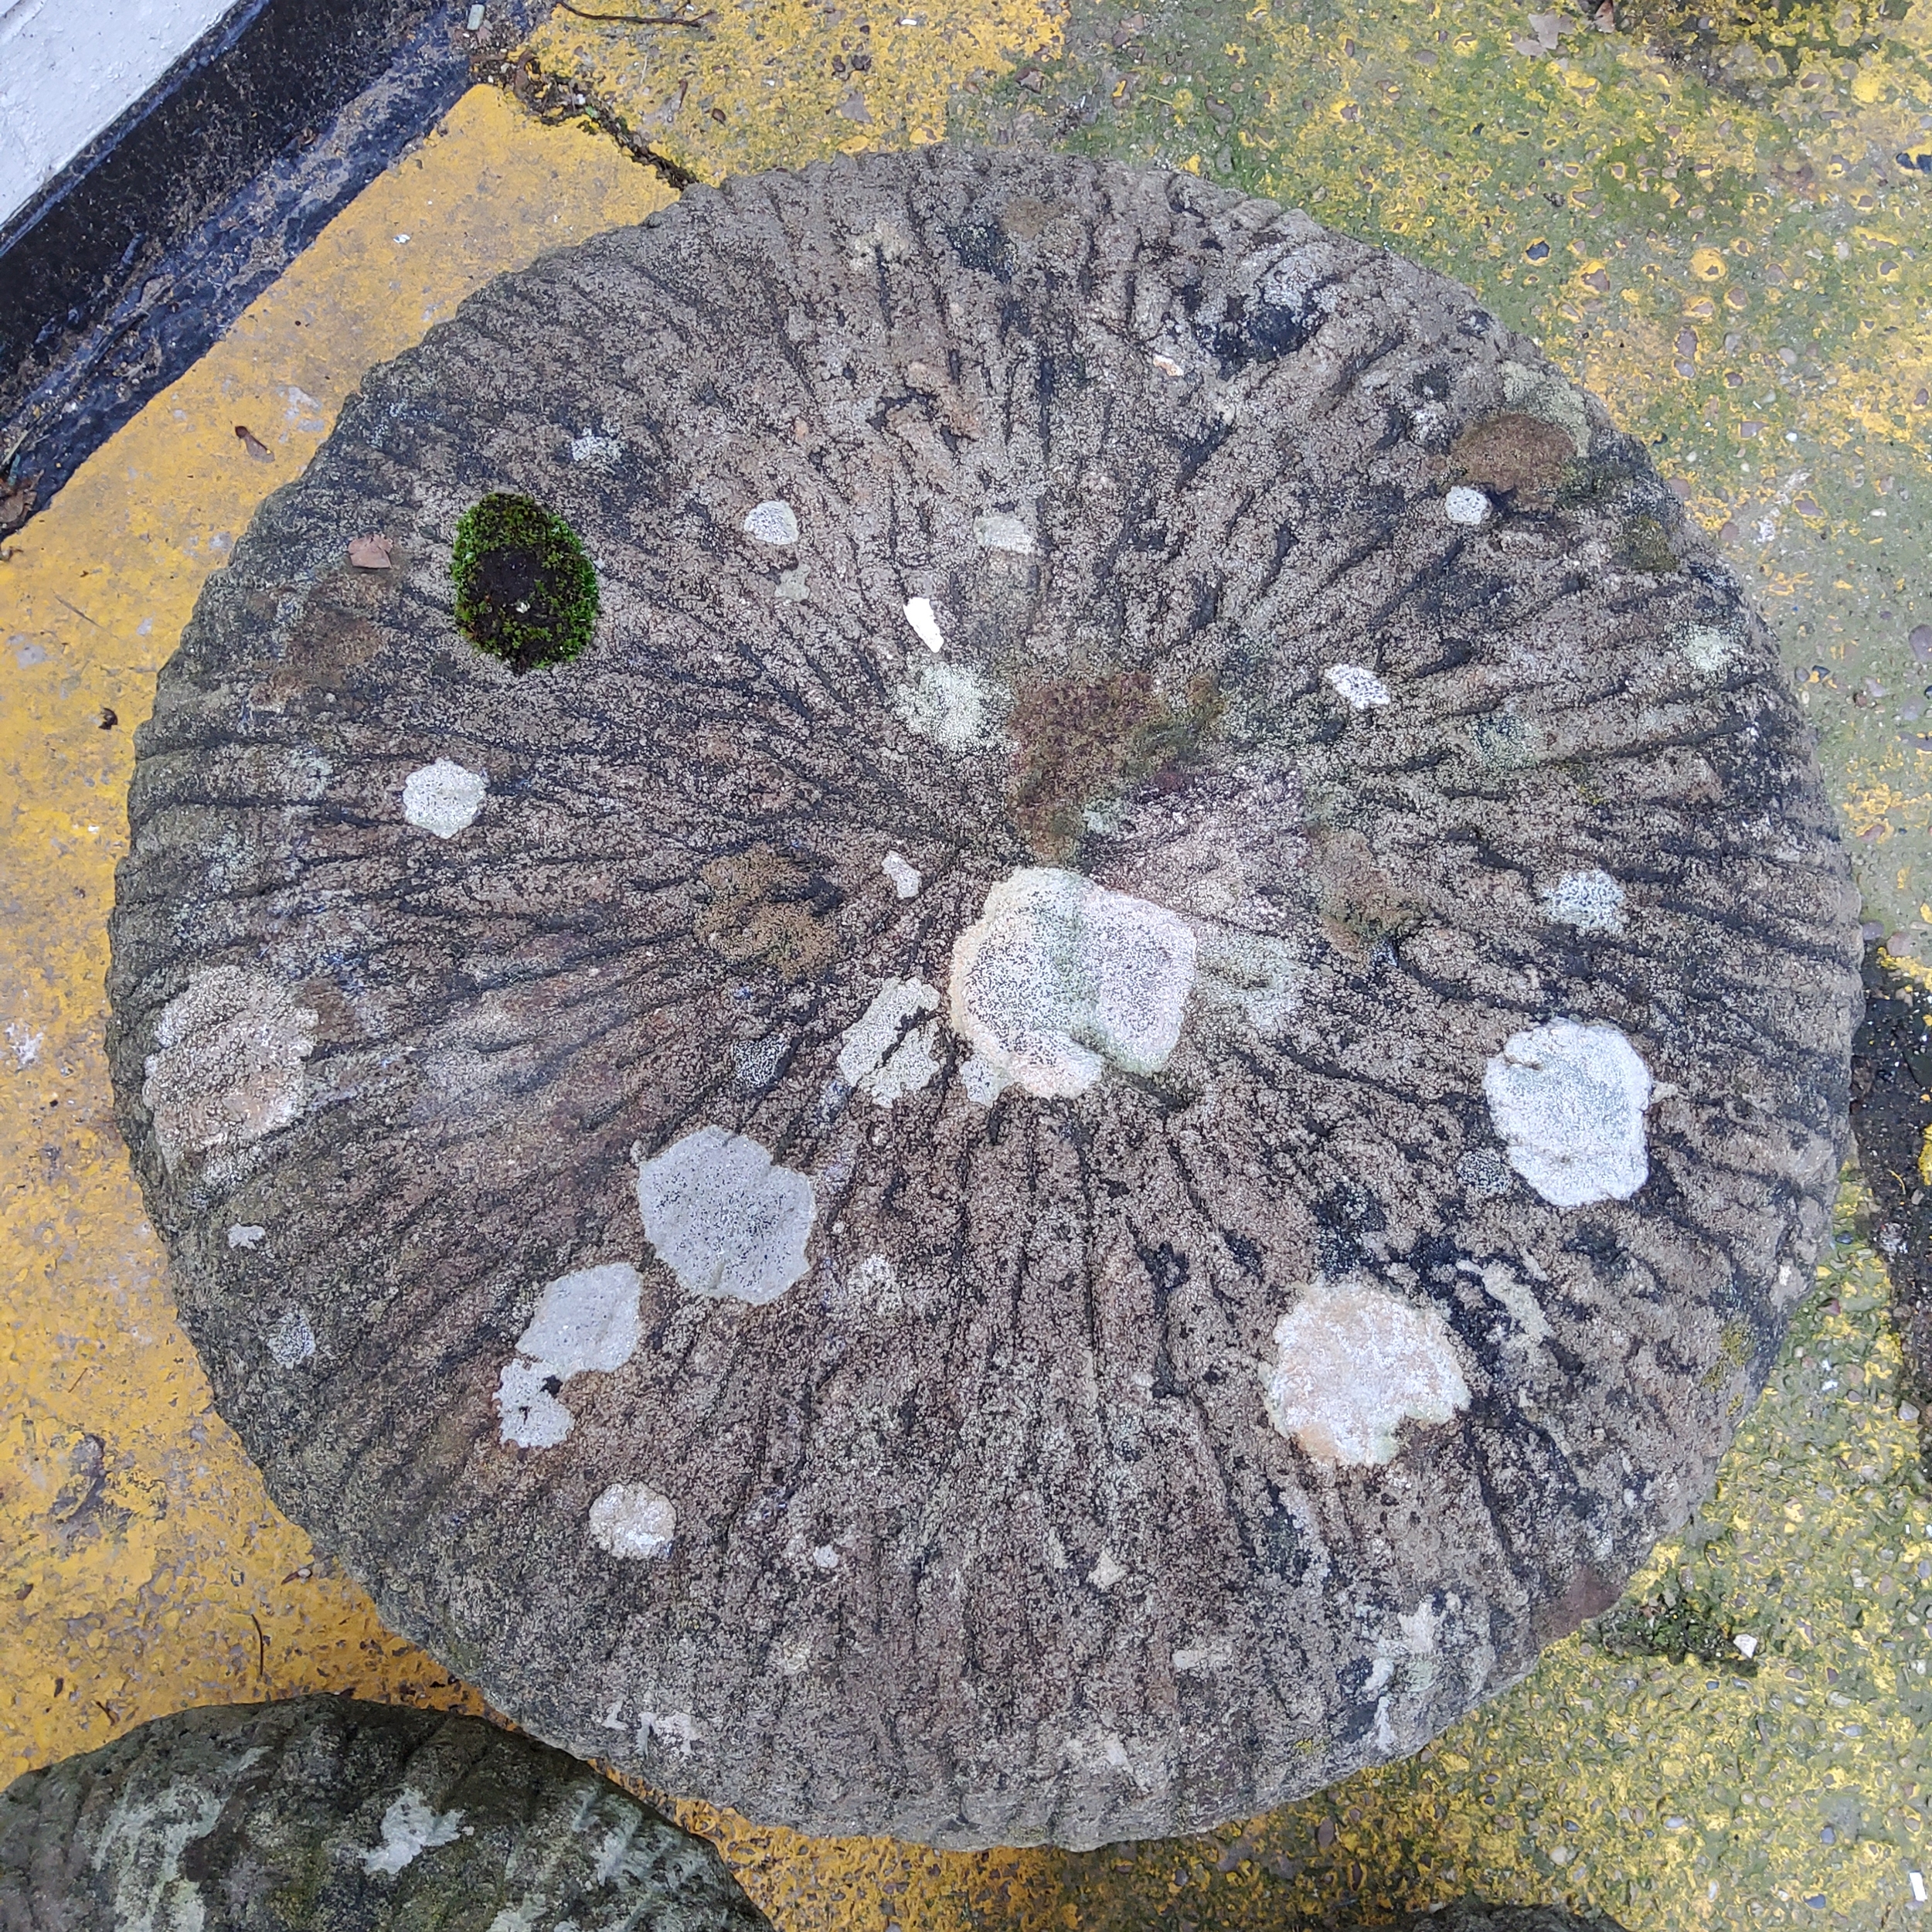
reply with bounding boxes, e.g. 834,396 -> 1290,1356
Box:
1540,868 -> 1625,934
960,1052 -> 1009,1106
567,430 -> 624,466
266,1308 -> 315,1367
495,1262 -> 642,1450
973,509 -> 1036,554
141,964 -> 318,1172
949,868 -> 1196,1098
776,566 -> 808,604
1680,624 -> 1741,674
1325,664 -> 1391,709
1444,485 -> 1491,527
361,1788 -> 465,1876
743,499 -> 799,545
1260,1276 -> 1471,1466
883,851 -> 921,899
838,978 -> 942,1106
94,1743 -> 267,1932
1194,926 -> 1300,1036
893,659 -> 996,752
589,1481 -> 677,1560
903,596 -> 945,653
1172,1636 -> 1234,1675
636,1125 -> 815,1304
1088,1549 -> 1126,1590
228,1224 -> 265,1250
1485,1019 -> 1652,1208
402,757 -> 486,838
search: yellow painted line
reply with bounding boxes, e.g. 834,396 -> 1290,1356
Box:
525,0 -> 1060,184
0,80 -> 669,1779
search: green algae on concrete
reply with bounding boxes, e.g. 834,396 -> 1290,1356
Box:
944,0 -> 1932,961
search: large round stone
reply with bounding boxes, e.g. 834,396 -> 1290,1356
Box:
0,1698 -> 768,1930
106,146 -> 1860,1849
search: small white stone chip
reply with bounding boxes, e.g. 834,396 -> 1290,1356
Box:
973,510 -> 1036,554
1260,1276 -> 1470,1466
229,1224 -> 266,1250
1733,1631 -> 1759,1659
883,851 -> 921,899
1444,485 -> 1491,526
1540,868 -> 1626,934
1911,1870 -> 1927,1906
637,1125 -> 815,1304
951,867 -> 1196,1097
1901,1400 -> 1922,1424
1089,1550 -> 1126,1590
1325,664 -> 1391,709
743,499 -> 800,545
590,1481 -> 677,1560
402,758 -> 486,838
1484,1019 -> 1653,1209
903,596 -> 945,653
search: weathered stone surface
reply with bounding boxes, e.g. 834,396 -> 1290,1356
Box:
106,146 -> 1860,1848
0,1697 -> 768,1931
1364,1906 -> 1628,1932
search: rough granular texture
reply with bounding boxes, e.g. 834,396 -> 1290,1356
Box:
0,1697 -> 768,1931
1367,1906 -> 1628,1932
106,147 -> 1861,1849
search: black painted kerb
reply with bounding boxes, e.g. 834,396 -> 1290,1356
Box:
0,0 -> 536,531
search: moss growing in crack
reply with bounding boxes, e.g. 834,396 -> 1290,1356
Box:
1619,512 -> 1680,575
452,492 -> 599,674
1585,1582 -> 1758,1674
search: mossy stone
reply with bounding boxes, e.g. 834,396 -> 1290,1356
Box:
0,1697 -> 769,1932
451,492 -> 598,673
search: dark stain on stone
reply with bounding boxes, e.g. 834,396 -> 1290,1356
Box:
1619,512 -> 1681,575
1451,410 -> 1575,508
1849,943 -> 1932,1455
696,844 -> 840,982
1008,668 -> 1225,862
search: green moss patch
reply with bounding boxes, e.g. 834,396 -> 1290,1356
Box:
451,492 -> 599,674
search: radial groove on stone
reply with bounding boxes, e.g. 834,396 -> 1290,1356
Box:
106,147 -> 1860,1849
0,1698 -> 769,1931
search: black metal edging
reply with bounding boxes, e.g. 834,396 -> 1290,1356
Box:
0,0 -> 538,532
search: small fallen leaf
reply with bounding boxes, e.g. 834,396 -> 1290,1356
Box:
349,535 -> 394,569
234,423 -> 271,461
0,477 -> 36,535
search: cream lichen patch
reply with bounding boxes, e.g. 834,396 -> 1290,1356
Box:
1500,359 -> 1590,454
361,1787 -> 465,1876
402,757 -> 485,838
495,1261 -> 642,1450
1463,1258 -> 1553,1349
140,963 -> 318,1171
1260,1276 -> 1471,1467
973,509 -> 1036,554
743,498 -> 799,545
959,1053 -> 1009,1106
838,977 -> 943,1107
1539,867 -> 1625,934
893,658 -> 996,753
1444,485 -> 1491,526
636,1124 -> 815,1304
589,1481 -> 677,1560
1325,664 -> 1391,709
882,851 -> 921,899
1484,1019 -> 1653,1209
949,867 -> 1197,1098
